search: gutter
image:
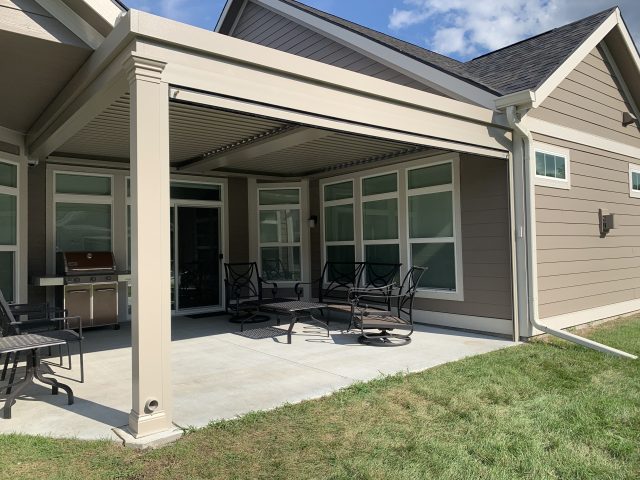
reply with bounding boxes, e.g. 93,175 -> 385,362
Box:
505,103 -> 637,360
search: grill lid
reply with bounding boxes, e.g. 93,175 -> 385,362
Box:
59,252 -> 116,275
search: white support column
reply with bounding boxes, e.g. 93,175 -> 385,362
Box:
122,54 -> 176,441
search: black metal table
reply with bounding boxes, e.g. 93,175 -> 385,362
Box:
260,301 -> 329,344
0,334 -> 75,419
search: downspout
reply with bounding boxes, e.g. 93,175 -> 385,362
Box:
506,105 -> 637,360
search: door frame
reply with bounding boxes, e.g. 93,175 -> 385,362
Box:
170,199 -> 225,315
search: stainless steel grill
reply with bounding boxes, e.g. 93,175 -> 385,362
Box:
58,252 -> 120,329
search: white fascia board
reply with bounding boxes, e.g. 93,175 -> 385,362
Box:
614,8 -> 640,78
130,11 -> 503,127
253,0 -> 498,109
34,0 -> 104,48
533,11 -> 618,107
85,0 -> 126,28
528,117 -> 640,159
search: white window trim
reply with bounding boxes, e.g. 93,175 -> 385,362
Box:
361,171 -> 400,274
321,179 -> 356,276
0,158 -> 19,302
257,184 -> 304,284
533,142 -> 571,190
629,163 -> 640,199
319,152 -> 464,301
406,158 -> 464,301
52,170 -> 115,257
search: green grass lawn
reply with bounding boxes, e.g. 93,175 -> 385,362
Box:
1,317 -> 639,480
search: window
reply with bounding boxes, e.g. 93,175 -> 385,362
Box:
361,173 -> 400,267
0,160 -> 18,301
629,164 -> 640,199
323,181 -> 355,267
320,155 -> 463,300
534,143 -> 570,189
258,188 -> 301,282
55,172 -> 113,253
407,163 -> 457,292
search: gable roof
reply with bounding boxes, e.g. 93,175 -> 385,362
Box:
217,0 -> 622,99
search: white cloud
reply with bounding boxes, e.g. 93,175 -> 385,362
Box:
389,0 -> 640,60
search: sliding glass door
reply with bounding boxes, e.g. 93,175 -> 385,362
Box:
170,204 -> 222,313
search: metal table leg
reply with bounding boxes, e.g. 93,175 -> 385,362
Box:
2,349 -> 74,420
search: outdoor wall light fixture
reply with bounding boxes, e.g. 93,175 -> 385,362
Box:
308,215 -> 318,228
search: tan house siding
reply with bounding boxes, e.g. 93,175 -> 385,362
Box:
533,133 -> 640,319
231,1 -> 442,95
414,155 -> 513,322
530,45 -> 640,148
227,176 -> 250,263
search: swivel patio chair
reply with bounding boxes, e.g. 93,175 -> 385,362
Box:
349,266 -> 427,346
224,262 -> 286,331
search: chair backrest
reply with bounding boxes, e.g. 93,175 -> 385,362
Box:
224,262 -> 263,302
0,289 -> 20,337
394,266 -> 428,320
363,263 -> 401,288
320,262 -> 366,302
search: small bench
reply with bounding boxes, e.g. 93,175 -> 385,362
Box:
294,262 -> 401,320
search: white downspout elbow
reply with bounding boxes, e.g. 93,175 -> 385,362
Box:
506,106 -> 637,360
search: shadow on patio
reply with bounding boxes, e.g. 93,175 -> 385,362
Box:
0,315 -> 514,440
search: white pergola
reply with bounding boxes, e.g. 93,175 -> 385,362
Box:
25,10 -> 513,442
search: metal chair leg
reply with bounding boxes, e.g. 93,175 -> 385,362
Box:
1,353 -> 10,381
6,352 -> 20,395
78,340 -> 84,383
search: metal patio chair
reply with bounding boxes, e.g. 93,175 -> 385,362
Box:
1,291 -> 84,386
224,262 -> 286,331
349,266 -> 427,346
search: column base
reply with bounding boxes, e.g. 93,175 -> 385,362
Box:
113,423 -> 183,450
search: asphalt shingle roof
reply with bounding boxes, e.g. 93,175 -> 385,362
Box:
278,0 -> 617,96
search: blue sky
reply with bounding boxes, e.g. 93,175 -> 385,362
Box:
125,0 -> 640,61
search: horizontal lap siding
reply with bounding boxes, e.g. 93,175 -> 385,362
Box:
231,2 -> 441,95
533,133 -> 640,319
530,46 -> 640,148
414,155 -> 513,322
227,177 -> 250,263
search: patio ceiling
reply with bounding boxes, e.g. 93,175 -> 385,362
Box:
54,93 -> 431,177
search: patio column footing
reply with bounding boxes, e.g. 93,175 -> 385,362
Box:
112,423 -> 184,450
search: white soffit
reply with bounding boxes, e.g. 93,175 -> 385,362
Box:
34,0 -> 104,48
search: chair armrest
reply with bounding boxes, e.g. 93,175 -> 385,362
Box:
293,281 -> 317,300
50,316 -> 83,336
258,277 -> 279,299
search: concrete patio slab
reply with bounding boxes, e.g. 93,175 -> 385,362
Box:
0,315 -> 515,441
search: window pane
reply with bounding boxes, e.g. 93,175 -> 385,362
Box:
324,181 -> 352,201
261,246 -> 301,281
0,162 -> 17,188
0,193 -> 16,245
170,182 -> 221,201
325,204 -> 354,242
544,154 -> 555,178
362,173 -> 397,196
408,163 -> 452,189
365,244 -> 399,266
535,152 -> 545,176
259,209 -> 300,243
56,203 -> 112,252
259,189 -> 299,205
56,174 -> 111,195
127,204 -> 131,271
363,199 -> 398,240
555,157 -> 566,179
326,245 -> 355,264
0,252 -> 13,302
409,192 -> 453,238
411,243 -> 456,290
633,172 -> 640,191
